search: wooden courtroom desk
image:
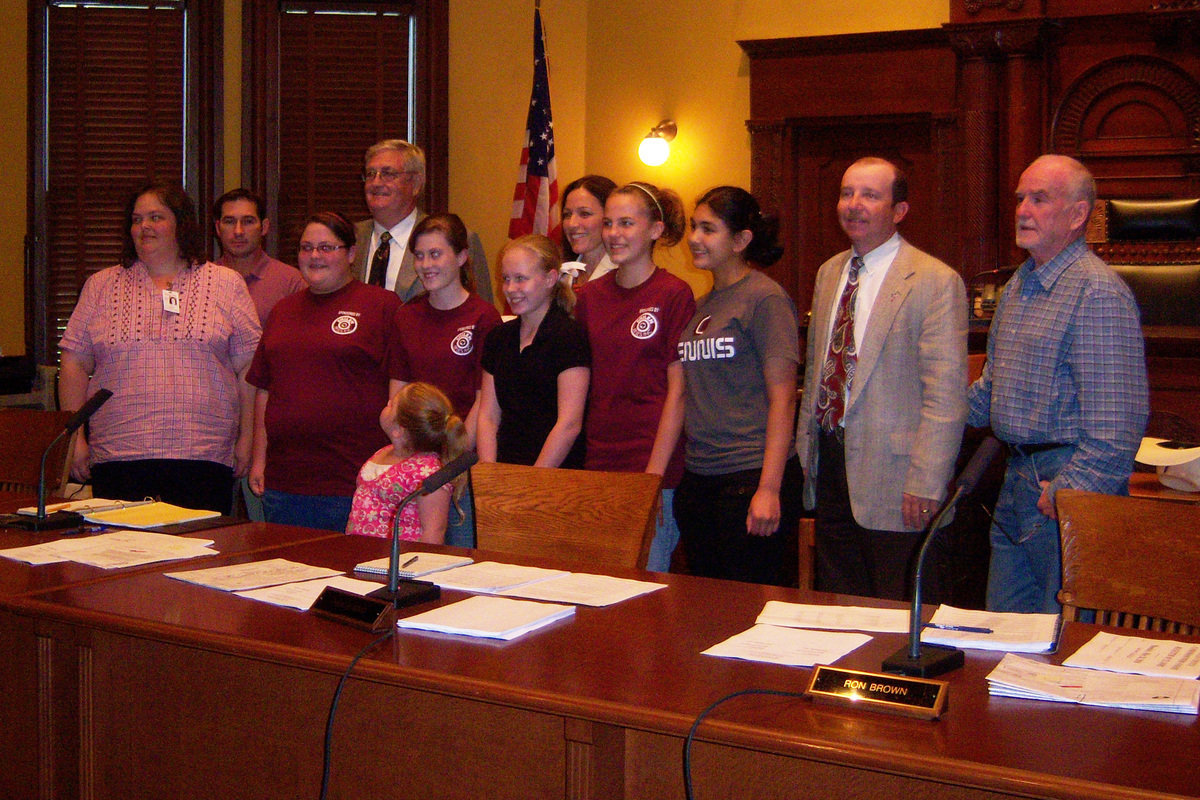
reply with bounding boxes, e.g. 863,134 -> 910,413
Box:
0,511 -> 340,800
4,531 -> 1198,800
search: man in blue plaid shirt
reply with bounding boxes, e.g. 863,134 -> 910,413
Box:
967,154 -> 1148,613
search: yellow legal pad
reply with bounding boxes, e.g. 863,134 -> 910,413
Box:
84,502 -> 220,529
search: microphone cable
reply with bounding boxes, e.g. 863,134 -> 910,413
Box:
683,687 -> 807,800
319,628 -> 395,800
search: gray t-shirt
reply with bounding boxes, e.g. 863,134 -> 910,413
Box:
677,270 -> 799,474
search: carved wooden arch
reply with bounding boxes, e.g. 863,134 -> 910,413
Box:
1052,55 -> 1200,153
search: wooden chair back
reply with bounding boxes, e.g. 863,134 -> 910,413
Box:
0,409 -> 75,494
470,462 -> 662,571
1056,488 -> 1200,634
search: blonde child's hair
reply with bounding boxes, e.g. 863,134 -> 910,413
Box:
391,382 -> 469,502
497,233 -> 576,314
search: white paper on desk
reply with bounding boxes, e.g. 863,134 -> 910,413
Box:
921,605 -> 1060,653
756,600 -> 909,633
987,654 -> 1200,714
236,575 -> 379,610
703,624 -> 872,668
1062,631 -> 1200,679
164,558 -> 342,591
397,595 -> 575,640
0,531 -> 215,567
70,531 -> 217,568
430,561 -> 569,593
499,572 -> 665,607
0,539 -> 83,565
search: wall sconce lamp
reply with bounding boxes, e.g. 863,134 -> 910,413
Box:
638,119 -> 677,166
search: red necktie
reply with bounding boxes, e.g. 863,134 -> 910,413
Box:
816,255 -> 863,432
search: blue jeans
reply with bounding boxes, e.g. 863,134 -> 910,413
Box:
262,489 -> 352,533
444,482 -> 476,548
240,476 -> 265,522
645,489 -> 679,572
986,446 -> 1073,613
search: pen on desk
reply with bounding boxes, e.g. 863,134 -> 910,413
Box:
924,623 -> 994,634
400,555 -> 419,569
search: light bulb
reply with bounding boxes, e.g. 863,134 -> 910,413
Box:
639,136 -> 670,167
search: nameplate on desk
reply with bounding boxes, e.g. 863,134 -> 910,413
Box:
805,665 -> 949,720
311,586 -> 394,632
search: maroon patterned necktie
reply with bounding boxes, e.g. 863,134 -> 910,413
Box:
816,255 -> 863,432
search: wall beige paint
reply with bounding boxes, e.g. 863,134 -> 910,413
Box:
2,0 -> 947,357
451,0 -> 949,300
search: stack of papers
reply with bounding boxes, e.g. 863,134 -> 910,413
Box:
987,654 -> 1200,714
0,531 -> 217,569
703,625 -> 872,667
164,558 -> 342,591
498,572 -> 665,607
236,575 -> 382,610
430,561 -> 568,593
755,600 -> 909,633
921,605 -> 1061,653
1063,631 -> 1200,679
397,595 -> 574,640
354,552 -> 473,579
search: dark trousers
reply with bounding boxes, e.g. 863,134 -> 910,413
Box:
814,431 -> 941,602
91,459 -> 235,515
674,457 -> 802,587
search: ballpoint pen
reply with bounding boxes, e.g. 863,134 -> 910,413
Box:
924,623 -> 993,634
400,555 -> 419,569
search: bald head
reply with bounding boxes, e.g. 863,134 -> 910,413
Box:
1014,155 -> 1096,266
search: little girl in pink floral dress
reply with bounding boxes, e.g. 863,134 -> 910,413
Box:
346,382 -> 468,542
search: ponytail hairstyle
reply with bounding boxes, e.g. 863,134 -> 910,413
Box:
694,186 -> 784,267
392,382 -> 470,503
497,234 -> 576,314
611,181 -> 686,248
410,213 -> 474,290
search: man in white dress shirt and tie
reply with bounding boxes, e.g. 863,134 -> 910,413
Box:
796,157 -> 967,601
353,139 -> 492,303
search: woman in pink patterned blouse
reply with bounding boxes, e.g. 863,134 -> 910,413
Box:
58,183 -> 260,514
346,382 -> 468,542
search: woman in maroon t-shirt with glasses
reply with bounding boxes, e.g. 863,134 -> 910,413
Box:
247,211 -> 403,531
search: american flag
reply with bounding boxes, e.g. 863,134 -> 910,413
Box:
508,8 -> 559,240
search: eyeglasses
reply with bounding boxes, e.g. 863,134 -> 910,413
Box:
298,243 -> 348,254
361,168 -> 420,183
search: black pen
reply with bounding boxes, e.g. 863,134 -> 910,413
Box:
924,623 -> 993,634
400,555 -> 419,569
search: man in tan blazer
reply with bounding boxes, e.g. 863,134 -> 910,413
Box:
353,139 -> 492,304
796,157 -> 967,600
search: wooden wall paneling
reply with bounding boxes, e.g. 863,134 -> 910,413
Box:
740,31 -> 959,313
747,119 -> 797,311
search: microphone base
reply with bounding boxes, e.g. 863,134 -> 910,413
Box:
882,643 -> 964,678
1,510 -> 85,531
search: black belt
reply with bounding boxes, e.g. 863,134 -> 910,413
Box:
1005,441 -> 1070,458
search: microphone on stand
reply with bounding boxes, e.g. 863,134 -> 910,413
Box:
882,436 -> 1002,677
6,388 -> 113,531
369,449 -> 479,604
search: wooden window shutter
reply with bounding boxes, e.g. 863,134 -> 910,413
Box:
44,1 -> 186,353
276,3 -> 413,260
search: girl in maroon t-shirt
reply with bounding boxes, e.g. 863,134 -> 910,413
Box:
575,182 -> 695,572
